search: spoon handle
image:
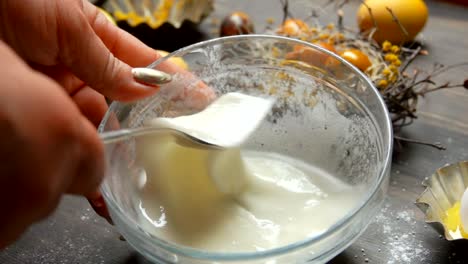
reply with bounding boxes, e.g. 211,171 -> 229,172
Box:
100,129 -> 143,144
100,127 -> 224,149
100,128 -> 154,144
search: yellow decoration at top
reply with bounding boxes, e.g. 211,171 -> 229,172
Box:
102,0 -> 213,29
357,0 -> 429,45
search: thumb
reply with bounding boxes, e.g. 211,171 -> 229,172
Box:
56,1 -> 161,102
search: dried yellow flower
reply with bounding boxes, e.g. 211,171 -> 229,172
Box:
391,45 -> 400,54
392,59 -> 402,67
389,75 -> 398,83
382,41 -> 392,52
329,33 -> 345,43
378,79 -> 388,88
382,68 -> 392,76
388,65 -> 399,72
326,23 -> 335,30
384,54 -> 398,62
337,33 -> 345,41
319,33 -> 330,39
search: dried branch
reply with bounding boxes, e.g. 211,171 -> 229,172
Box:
337,9 -> 344,30
401,46 -> 422,73
394,135 -> 446,150
358,0 -> 378,42
360,0 -> 378,30
270,0 -> 468,150
385,7 -> 409,44
419,82 -> 467,95
280,0 -> 291,24
431,62 -> 468,77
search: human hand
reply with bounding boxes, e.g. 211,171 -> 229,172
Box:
0,0 -> 168,247
0,0 -> 217,240
0,41 -> 106,248
0,0 -> 163,102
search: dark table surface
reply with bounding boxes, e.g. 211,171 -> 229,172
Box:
1,0 -> 468,263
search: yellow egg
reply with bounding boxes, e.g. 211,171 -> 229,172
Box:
338,49 -> 372,72
156,50 -> 189,70
278,19 -> 308,37
357,0 -> 429,44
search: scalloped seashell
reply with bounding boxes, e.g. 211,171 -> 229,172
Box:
102,0 -> 213,29
415,160 -> 468,240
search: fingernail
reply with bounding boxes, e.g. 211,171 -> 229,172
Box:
132,68 -> 172,85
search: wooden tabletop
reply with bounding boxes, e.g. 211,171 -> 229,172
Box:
1,0 -> 467,263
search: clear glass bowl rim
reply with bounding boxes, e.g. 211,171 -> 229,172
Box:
98,34 -> 394,261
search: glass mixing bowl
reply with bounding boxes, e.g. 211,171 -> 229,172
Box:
98,35 -> 392,263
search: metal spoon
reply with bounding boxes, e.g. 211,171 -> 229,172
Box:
100,68 -> 222,149
100,127 -> 224,149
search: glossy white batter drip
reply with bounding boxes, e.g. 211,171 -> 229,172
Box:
135,93 -> 361,252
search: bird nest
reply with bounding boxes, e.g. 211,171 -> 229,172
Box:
212,0 -> 468,150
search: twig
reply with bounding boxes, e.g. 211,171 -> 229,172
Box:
337,9 -> 344,30
387,97 -> 417,117
280,0 -> 292,24
359,0 -> 378,42
393,116 -> 414,127
394,135 -> 446,150
401,46 -> 422,73
431,62 -> 468,77
386,7 -> 409,45
409,69 -> 420,87
360,0 -> 378,30
418,82 -> 466,95
407,78 -> 436,90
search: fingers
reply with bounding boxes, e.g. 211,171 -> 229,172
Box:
66,116 -> 105,196
85,5 -> 160,68
87,191 -> 112,224
31,63 -> 85,95
56,1 -> 159,102
0,42 -> 105,247
67,87 -> 106,195
72,86 -> 109,127
66,86 -> 107,195
6,67 -> 104,199
56,1 -> 215,104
